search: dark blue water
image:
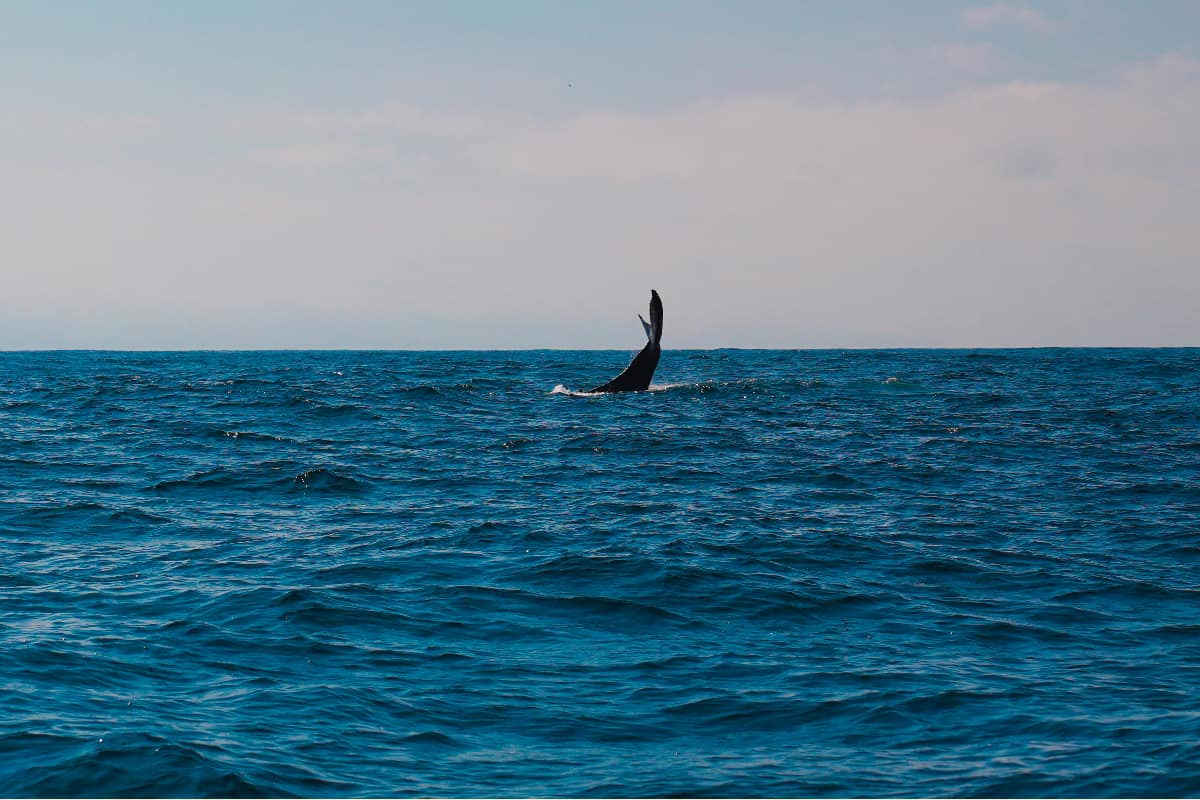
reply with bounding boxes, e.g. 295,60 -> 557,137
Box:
2,349 -> 1199,797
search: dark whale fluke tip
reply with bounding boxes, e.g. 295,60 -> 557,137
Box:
590,290 -> 664,393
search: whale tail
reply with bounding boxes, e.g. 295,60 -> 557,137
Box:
646,289 -> 663,345
590,290 -> 664,393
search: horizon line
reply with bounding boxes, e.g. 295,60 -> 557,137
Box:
3,345 -> 1199,354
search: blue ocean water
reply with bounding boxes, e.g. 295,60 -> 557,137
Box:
1,349 -> 1198,797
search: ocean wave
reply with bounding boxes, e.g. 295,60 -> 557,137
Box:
290,467 -> 372,494
214,428 -> 294,443
6,734 -> 282,797
147,462 -> 371,495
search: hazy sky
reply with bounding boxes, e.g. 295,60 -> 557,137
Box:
2,1 -> 1198,348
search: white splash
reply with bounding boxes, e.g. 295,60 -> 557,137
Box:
550,384 -> 602,397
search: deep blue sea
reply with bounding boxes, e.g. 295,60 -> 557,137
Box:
2,349 -> 1199,798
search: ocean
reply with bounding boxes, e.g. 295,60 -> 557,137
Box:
1,348 -> 1198,797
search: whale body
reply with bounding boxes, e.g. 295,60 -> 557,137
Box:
591,290 -> 663,393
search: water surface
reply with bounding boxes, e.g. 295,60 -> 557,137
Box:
1,349 -> 1198,796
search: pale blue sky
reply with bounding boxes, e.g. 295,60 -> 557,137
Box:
2,2 -> 1198,348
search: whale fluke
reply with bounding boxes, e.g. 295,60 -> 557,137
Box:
591,290 -> 663,393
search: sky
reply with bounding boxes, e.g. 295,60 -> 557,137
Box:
1,1 -> 1198,349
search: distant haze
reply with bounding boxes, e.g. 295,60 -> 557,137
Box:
2,1 -> 1198,349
